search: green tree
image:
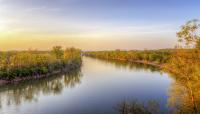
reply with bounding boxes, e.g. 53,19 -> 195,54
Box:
177,19 -> 200,49
51,46 -> 64,59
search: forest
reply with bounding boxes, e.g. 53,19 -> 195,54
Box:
0,46 -> 82,80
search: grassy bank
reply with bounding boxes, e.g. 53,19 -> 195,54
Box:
85,49 -> 173,67
0,46 -> 82,83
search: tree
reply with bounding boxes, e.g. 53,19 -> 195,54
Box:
51,46 -> 64,59
163,19 -> 200,114
165,49 -> 200,114
177,19 -> 200,49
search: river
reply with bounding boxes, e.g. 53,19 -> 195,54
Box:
0,57 -> 173,114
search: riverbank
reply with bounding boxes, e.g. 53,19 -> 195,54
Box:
0,61 -> 81,86
0,47 -> 82,85
86,56 -> 162,68
114,58 -> 162,67
84,50 -> 170,69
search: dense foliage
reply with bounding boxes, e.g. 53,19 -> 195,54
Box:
177,19 -> 200,49
85,49 -> 172,65
0,47 -> 81,80
164,49 -> 200,114
164,19 -> 200,114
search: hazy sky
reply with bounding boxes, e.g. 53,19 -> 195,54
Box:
0,0 -> 200,50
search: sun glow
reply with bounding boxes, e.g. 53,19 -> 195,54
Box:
0,17 -> 8,32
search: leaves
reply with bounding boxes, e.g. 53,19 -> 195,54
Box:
0,47 -> 81,80
177,19 -> 200,49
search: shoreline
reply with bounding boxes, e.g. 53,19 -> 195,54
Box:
0,62 -> 81,86
88,56 -> 162,68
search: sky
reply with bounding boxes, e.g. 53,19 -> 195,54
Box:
0,0 -> 200,51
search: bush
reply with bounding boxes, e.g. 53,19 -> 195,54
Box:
0,47 -> 81,80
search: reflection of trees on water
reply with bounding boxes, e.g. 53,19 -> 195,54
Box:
115,74 -> 200,114
93,58 -> 160,73
106,50 -> 200,114
115,100 -> 160,114
167,73 -> 200,114
0,68 -> 82,107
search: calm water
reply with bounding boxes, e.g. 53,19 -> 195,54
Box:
0,57 -> 173,114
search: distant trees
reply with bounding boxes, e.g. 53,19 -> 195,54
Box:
0,46 -> 82,80
85,50 -> 172,65
177,19 -> 200,49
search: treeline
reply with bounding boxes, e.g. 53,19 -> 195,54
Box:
85,49 -> 173,65
0,46 -> 82,80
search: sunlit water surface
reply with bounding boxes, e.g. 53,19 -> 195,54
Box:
0,57 -> 173,114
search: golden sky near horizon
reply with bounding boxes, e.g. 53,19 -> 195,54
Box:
1,0 -> 196,51
0,33 -> 177,51
0,13 -> 178,51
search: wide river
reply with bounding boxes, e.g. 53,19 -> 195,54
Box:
0,57 -> 173,114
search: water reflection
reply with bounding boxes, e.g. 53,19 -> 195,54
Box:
0,68 -> 82,108
167,73 -> 200,114
0,57 -> 198,114
93,57 -> 200,114
108,57 -> 200,114
115,100 -> 160,114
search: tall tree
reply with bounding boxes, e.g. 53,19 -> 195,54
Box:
177,19 -> 200,49
165,19 -> 200,114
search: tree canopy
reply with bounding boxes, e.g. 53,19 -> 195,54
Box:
177,19 -> 200,49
